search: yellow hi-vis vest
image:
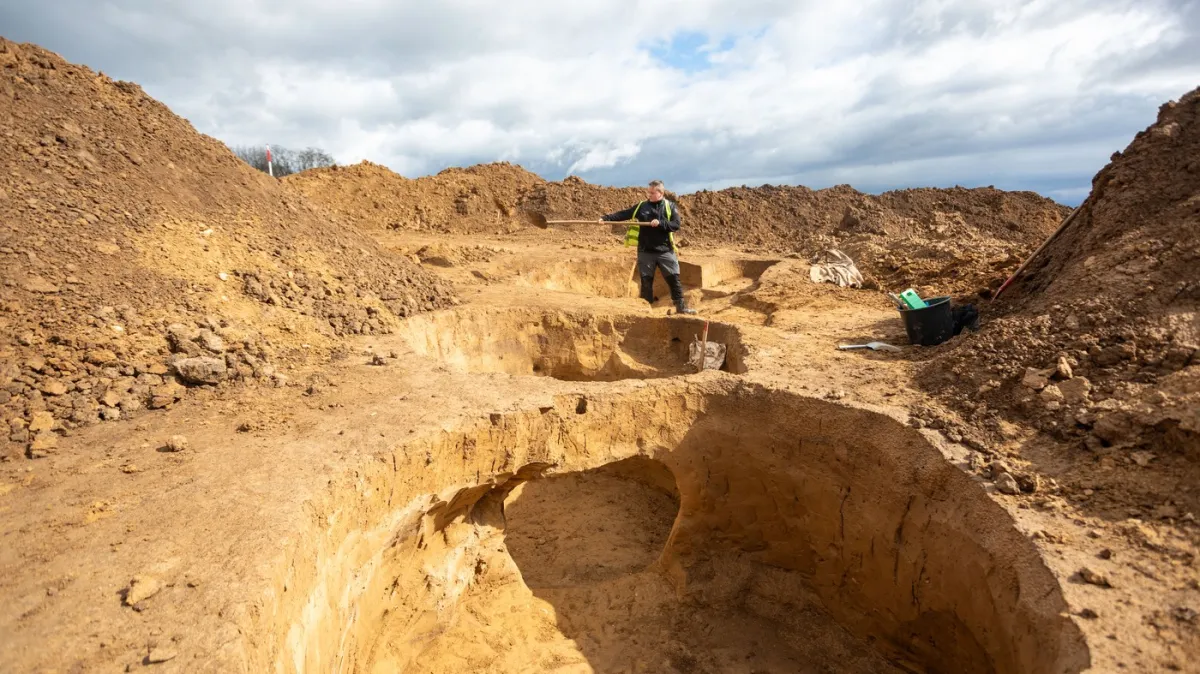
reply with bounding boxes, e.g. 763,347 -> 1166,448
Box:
623,200 -> 677,252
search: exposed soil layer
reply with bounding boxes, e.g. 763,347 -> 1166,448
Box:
260,386 -> 1088,674
510,256 -> 640,299
504,458 -> 681,588
483,250 -> 780,305
399,308 -> 748,380
679,256 -> 780,289
418,458 -> 899,673
0,38 -> 454,461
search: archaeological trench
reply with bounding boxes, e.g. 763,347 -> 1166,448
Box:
258,393 -> 1086,673
2,256 -> 1101,674
234,294 -> 1090,674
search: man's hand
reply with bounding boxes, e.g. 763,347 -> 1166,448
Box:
649,219 -> 660,227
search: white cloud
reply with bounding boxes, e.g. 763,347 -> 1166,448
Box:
566,142 -> 644,174
1,0 -> 1195,203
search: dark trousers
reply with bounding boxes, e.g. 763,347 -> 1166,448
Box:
637,250 -> 684,306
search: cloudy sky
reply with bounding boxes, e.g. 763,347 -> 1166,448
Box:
3,1 -> 1196,203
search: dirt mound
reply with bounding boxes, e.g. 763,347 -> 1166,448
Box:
679,183 -> 1063,248
921,87 -> 1200,467
291,159 -> 1067,297
645,183 -> 1065,295
1010,94 -> 1200,311
0,39 -> 454,460
290,155 -> 1070,297
519,179 -> 1068,295
284,160 -> 544,234
516,175 -> 655,223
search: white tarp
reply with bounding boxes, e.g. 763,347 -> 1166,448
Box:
809,249 -> 864,288
688,339 -> 726,371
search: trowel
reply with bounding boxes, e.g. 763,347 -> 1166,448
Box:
837,342 -> 901,353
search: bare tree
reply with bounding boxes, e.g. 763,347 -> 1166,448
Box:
295,147 -> 335,172
230,144 -> 335,177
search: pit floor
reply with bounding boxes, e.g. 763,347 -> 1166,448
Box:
399,469 -> 899,674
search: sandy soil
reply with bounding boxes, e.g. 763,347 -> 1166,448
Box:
3,230 -> 1194,673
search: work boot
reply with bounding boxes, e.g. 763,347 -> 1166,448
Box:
674,301 -> 697,315
664,273 -> 695,314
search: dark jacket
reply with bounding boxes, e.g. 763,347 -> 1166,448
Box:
601,199 -> 680,254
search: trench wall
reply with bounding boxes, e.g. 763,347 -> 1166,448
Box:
245,381 -> 1089,674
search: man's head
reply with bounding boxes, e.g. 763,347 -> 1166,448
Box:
646,180 -> 665,202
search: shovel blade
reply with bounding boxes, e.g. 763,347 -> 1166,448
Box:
837,341 -> 901,353
520,211 -> 549,229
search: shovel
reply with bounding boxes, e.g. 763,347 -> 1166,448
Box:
837,342 -> 901,353
520,212 -> 609,229
993,201 -> 1085,301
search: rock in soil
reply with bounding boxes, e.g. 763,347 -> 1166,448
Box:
198,329 -> 226,354
1173,607 -> 1198,624
145,647 -> 178,664
164,436 -> 188,453
1054,356 -> 1074,380
174,357 -> 227,385
1079,567 -> 1113,588
1016,473 -> 1041,494
1058,377 -> 1091,404
100,390 -> 123,408
1021,368 -> 1051,391
994,472 -> 1021,495
39,380 -> 69,396
123,575 -> 163,605
1131,451 -> 1156,467
28,432 -> 58,456
28,411 -> 54,433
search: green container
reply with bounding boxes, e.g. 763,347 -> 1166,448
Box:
898,288 -> 927,310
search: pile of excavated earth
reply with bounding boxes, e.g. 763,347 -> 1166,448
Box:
918,91 -> 1200,516
0,38 -> 454,459
1,37 -> 1197,674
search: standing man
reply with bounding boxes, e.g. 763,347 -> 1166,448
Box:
599,180 -> 696,315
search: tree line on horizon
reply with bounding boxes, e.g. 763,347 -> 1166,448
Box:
230,144 -> 335,178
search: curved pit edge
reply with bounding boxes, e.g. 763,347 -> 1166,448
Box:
246,381 -> 1090,674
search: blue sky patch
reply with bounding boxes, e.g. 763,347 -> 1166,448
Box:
647,31 -> 737,73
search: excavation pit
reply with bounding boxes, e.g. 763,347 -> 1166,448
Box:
678,256 -> 781,288
503,457 -> 681,589
399,308 -> 748,380
262,386 -> 1090,674
490,457 -> 904,673
510,257 -> 639,298
508,255 -> 780,303
648,256 -> 783,308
